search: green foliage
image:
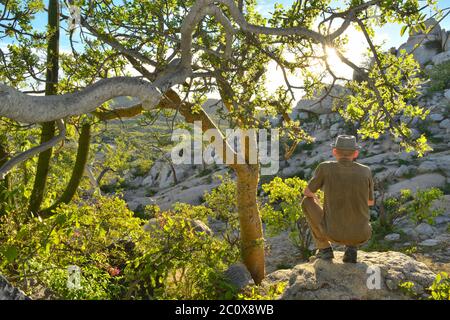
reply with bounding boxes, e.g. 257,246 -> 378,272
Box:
342,50 -> 431,156
364,218 -> 397,252
261,177 -> 317,256
203,175 -> 240,249
125,203 -> 239,299
237,282 -> 287,300
0,195 -> 240,299
382,188 -> 443,225
407,188 -> 443,224
398,281 -> 418,298
426,60 -> 450,92
0,196 -> 143,299
428,272 -> 450,300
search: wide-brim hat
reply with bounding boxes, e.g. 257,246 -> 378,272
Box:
330,135 -> 361,150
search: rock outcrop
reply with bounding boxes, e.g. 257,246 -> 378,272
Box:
398,18 -> 443,66
0,275 -> 30,300
294,85 -> 348,115
264,251 -> 436,300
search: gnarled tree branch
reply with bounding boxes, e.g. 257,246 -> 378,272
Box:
0,119 -> 66,179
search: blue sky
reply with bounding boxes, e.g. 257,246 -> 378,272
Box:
25,0 -> 450,52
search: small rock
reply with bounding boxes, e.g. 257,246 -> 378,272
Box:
0,275 -> 30,300
417,161 -> 438,173
329,123 -> 340,137
435,216 -> 450,225
395,165 -> 410,177
298,112 -> 309,120
415,223 -> 434,237
444,89 -> 450,102
419,239 -> 440,247
384,233 -> 401,241
429,113 -> 444,122
402,228 -> 419,240
439,118 -> 450,130
142,175 -> 154,187
224,263 -> 253,289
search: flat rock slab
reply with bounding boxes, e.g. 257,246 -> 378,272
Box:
264,251 -> 436,300
387,173 -> 446,196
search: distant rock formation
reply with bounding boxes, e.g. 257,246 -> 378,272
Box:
398,18 -> 448,66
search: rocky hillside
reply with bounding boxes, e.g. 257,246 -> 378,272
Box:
97,18 -> 450,300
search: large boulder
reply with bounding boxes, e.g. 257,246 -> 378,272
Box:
431,51 -> 450,65
411,18 -> 442,37
264,251 -> 436,300
444,30 -> 450,52
387,173 -> 446,196
397,19 -> 443,66
144,159 -> 195,189
294,85 -> 348,115
0,275 -> 30,300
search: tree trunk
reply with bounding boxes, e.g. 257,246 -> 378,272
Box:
41,123 -> 91,216
235,164 -> 265,284
28,0 -> 60,215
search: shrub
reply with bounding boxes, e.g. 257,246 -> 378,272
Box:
426,60 -> 450,92
382,188 -> 443,225
237,282 -> 287,300
428,272 -> 450,300
261,177 -> 317,257
0,195 -> 240,300
124,203 -> 239,299
407,188 -> 443,224
203,175 -> 240,249
0,196 -> 145,299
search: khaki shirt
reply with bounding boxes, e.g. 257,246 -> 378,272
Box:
307,159 -> 374,244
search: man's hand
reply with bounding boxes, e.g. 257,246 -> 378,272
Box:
304,187 -> 315,198
368,200 -> 374,206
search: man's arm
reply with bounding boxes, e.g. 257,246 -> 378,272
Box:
304,187 -> 321,202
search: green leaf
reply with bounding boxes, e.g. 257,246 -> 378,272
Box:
400,25 -> 408,37
4,245 -> 18,263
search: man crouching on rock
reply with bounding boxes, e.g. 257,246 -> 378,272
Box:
301,135 -> 374,263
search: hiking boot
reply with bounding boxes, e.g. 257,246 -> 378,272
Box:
315,247 -> 334,261
343,246 -> 357,263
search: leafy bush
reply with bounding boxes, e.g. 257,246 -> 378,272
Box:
429,272 -> 450,300
0,196 -> 144,299
125,203 -> 239,299
237,282 -> 287,300
382,188 -> 443,225
426,60 -> 450,92
261,177 -> 317,256
203,175 -> 240,248
0,195 -> 240,300
407,188 -> 443,224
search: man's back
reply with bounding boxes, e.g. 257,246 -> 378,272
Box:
308,158 -> 374,244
